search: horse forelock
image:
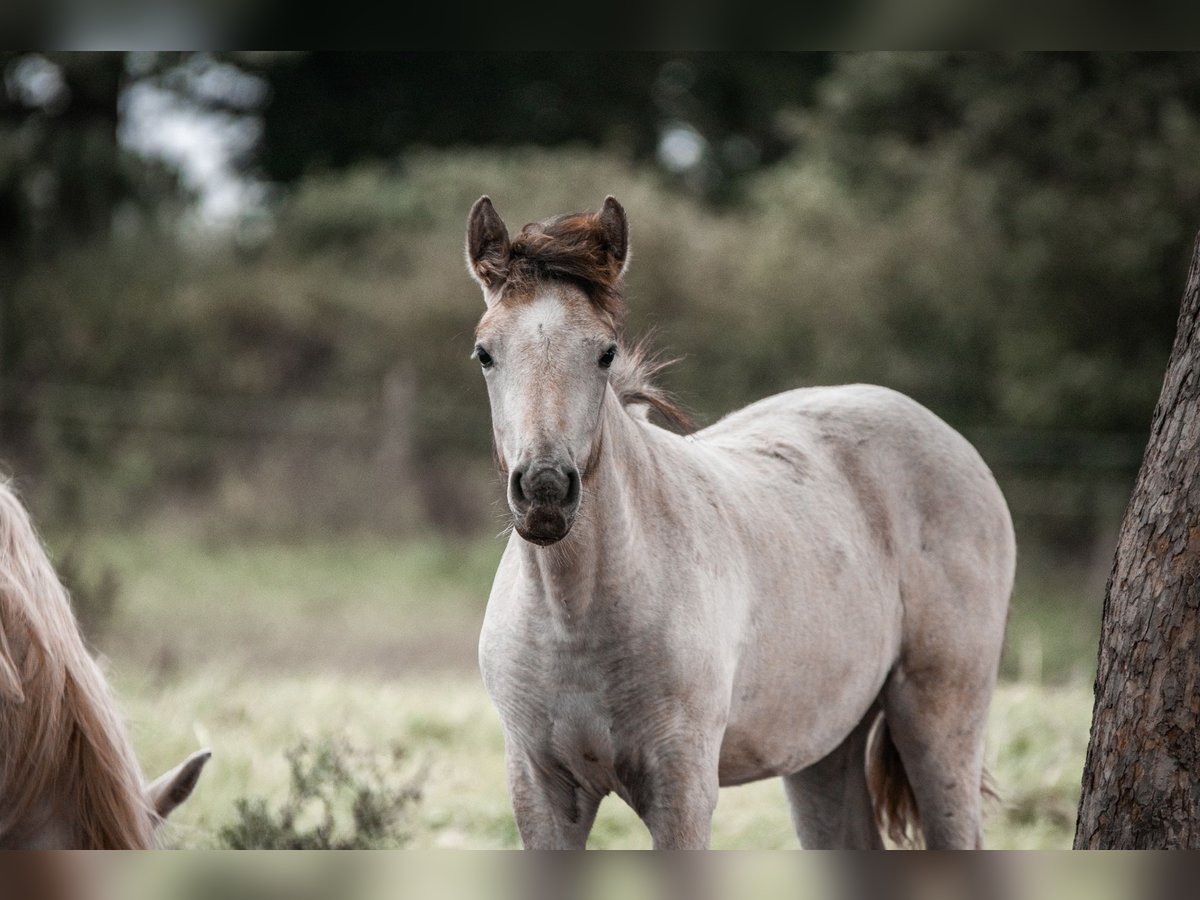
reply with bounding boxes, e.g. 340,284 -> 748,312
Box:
502,212 -> 625,323
0,482 -> 155,849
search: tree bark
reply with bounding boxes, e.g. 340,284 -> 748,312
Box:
1074,232 -> 1200,848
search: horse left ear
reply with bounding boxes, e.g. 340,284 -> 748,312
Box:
466,195 -> 511,299
597,195 -> 630,276
148,749 -> 211,819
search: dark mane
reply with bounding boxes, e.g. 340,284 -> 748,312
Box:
503,209 -> 692,434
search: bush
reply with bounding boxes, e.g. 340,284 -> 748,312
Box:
218,736 -> 423,849
56,544 -> 122,642
6,127 -> 1186,551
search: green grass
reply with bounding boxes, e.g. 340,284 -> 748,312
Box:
122,669 -> 1091,850
81,532 -> 503,677
70,529 -> 1097,849
1000,552 -> 1106,686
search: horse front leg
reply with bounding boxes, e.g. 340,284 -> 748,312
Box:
624,739 -> 721,850
506,750 -> 600,850
643,778 -> 718,850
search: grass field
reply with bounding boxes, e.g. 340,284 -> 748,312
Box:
70,530 -> 1099,849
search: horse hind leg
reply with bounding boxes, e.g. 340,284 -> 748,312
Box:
880,664 -> 994,849
782,710 -> 884,849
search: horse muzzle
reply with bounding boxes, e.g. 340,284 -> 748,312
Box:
509,462 -> 580,546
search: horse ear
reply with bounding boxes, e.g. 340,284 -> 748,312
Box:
597,195 -> 630,276
466,196 -> 511,298
148,749 -> 211,819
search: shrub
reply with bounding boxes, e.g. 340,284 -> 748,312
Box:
56,545 -> 122,642
218,736 -> 423,849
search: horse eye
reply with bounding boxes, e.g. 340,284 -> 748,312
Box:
599,346 -> 617,369
474,346 -> 494,369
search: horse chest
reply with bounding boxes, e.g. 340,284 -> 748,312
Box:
482,605 -> 703,785
488,622 -> 641,725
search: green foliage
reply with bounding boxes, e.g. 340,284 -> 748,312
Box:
55,544 -> 122,641
238,53 -> 827,192
7,54 -> 1197,557
777,52 -> 1200,433
217,737 -> 422,849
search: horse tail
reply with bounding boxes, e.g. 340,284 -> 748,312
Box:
866,714 -> 921,847
867,713 -> 999,848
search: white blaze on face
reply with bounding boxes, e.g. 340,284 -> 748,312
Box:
519,294 -> 572,355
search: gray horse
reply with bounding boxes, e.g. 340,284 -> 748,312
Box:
467,195 -> 1014,849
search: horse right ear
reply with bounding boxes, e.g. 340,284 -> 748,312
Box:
466,196 -> 511,299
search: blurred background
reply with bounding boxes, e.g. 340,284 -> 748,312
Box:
1,51 -> 1196,848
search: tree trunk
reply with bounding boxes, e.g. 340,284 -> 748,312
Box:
1074,232 -> 1200,848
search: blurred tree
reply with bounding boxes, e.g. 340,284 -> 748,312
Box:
223,52 -> 830,199
0,53 -> 123,250
1,51 -> 1197,539
1075,232 -> 1200,848
1,53 -> 124,458
788,52 -> 1200,433
0,51 -> 190,480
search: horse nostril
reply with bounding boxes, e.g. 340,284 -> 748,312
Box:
519,466 -> 575,506
511,463 -> 580,511
509,467 -> 529,508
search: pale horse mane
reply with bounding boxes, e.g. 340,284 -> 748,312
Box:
0,480 -> 154,848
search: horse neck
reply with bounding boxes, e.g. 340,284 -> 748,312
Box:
517,387 -> 664,615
